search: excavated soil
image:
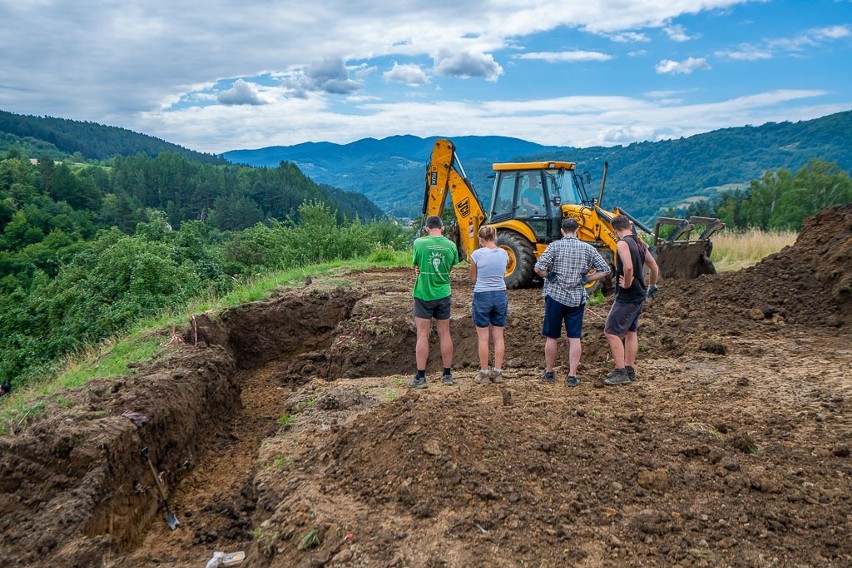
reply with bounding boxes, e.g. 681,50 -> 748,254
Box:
0,205 -> 850,567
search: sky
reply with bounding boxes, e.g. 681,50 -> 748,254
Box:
1,0 -> 850,155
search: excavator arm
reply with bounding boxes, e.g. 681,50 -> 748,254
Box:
422,139 -> 487,260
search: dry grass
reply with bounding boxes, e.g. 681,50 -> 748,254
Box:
711,228 -> 798,272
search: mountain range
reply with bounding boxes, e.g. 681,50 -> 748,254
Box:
223,111 -> 852,223
2,108 -> 850,224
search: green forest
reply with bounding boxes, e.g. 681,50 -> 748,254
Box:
668,158 -> 852,231
0,140 -> 402,387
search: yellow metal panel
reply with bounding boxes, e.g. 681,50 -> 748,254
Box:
492,161 -> 575,171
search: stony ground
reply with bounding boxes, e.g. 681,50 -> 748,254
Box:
0,205 -> 849,568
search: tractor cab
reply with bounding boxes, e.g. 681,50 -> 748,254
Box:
488,161 -> 586,241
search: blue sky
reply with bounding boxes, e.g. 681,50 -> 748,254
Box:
1,0 -> 850,154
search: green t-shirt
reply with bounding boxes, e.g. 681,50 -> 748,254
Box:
412,235 -> 459,301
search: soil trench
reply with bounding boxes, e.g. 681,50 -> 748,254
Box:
0,204 -> 850,567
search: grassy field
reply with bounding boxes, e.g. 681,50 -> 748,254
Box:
711,228 -> 798,272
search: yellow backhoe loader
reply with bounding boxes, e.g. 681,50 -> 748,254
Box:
422,138 -> 724,289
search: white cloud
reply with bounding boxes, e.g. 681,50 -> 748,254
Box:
718,24 -> 852,60
664,24 -> 696,42
655,57 -> 711,74
768,24 -> 852,51
716,44 -> 772,61
0,0 -> 848,154
433,51 -> 503,81
217,79 -> 265,106
514,50 -> 612,62
383,63 -> 430,86
607,31 -> 650,43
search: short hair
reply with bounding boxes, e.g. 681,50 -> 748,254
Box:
561,218 -> 579,233
611,214 -> 631,231
425,215 -> 444,229
478,225 -> 497,241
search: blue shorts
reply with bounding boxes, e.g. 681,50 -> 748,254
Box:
604,300 -> 643,336
472,290 -> 508,327
413,296 -> 452,320
542,296 -> 585,339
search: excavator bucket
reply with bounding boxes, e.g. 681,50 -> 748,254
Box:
653,216 -> 725,279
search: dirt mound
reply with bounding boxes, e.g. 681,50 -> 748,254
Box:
664,204 -> 852,329
243,353 -> 850,567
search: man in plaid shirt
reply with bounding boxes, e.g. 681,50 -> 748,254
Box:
534,218 -> 611,387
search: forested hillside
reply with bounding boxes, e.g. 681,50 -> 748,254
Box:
0,152 -> 383,289
0,110 -> 224,164
224,111 -> 852,222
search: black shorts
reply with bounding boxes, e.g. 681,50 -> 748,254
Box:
413,296 -> 452,320
604,300 -> 643,336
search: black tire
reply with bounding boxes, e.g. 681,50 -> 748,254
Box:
496,231 -> 536,289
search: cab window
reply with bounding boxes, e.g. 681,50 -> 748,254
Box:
516,172 -> 546,217
491,172 -> 516,219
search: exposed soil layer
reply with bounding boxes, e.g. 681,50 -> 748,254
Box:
0,205 -> 849,567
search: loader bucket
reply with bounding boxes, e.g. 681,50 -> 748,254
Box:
653,216 -> 724,279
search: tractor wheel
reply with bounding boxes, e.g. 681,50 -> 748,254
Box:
497,231 -> 536,289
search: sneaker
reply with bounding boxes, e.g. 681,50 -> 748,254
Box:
474,370 -> 491,384
408,376 -> 428,389
490,370 -> 504,384
604,368 -> 631,386
626,365 -> 636,382
566,375 -> 580,388
441,372 -> 454,386
543,370 -> 556,383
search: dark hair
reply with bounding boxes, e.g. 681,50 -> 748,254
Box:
611,214 -> 631,231
425,215 -> 444,229
478,225 -> 497,241
561,218 -> 579,233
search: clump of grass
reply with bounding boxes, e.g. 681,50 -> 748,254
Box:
588,290 -> 605,306
271,455 -> 293,469
292,398 -> 317,413
711,228 -> 797,272
277,413 -> 296,427
298,527 -> 322,550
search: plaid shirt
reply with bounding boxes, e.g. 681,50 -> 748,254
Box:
535,236 -> 611,307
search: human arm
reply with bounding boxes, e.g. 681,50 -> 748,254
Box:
581,250 -> 612,284
616,240 -> 633,289
469,255 -> 478,284
644,245 -> 660,298
533,245 -> 554,279
644,246 -> 659,288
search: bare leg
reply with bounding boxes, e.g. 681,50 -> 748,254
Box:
492,326 -> 505,370
605,332 -> 625,368
476,326 -> 490,369
567,337 -> 581,377
624,331 -> 638,367
415,317 -> 432,370
435,318 -> 453,369
624,331 -> 639,367
544,337 -> 558,371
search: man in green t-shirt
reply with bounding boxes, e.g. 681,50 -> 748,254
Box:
409,215 -> 459,388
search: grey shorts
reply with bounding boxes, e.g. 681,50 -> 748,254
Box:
604,300 -> 643,336
413,296 -> 452,320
